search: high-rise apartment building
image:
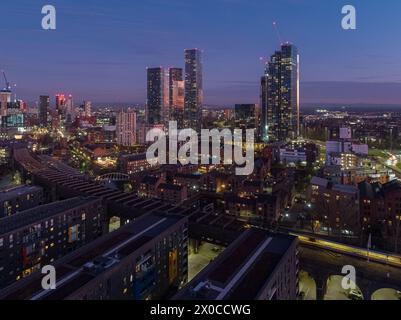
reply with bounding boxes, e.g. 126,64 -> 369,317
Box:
55,94 -> 66,116
116,109 -> 137,147
39,95 -> 50,127
147,67 -> 166,125
0,90 -> 11,118
260,43 -> 299,142
84,101 -> 92,117
184,49 -> 203,131
168,68 -> 185,127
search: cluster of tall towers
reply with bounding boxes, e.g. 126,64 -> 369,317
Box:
260,43 -> 300,142
146,48 -> 203,131
38,94 -> 92,128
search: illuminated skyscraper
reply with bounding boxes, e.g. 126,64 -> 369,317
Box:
55,94 -> 66,116
260,73 -> 269,142
0,90 -> 11,118
147,67 -> 166,125
84,101 -> 92,117
116,109 -> 137,147
65,94 -> 75,124
168,68 -> 184,127
184,49 -> 203,131
261,43 -> 300,142
39,95 -> 49,127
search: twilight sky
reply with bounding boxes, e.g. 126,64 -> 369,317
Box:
1,0 -> 401,107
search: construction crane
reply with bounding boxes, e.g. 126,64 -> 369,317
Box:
1,70 -> 11,92
272,21 -> 283,46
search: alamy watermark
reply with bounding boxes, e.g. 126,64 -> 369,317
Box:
41,5 -> 56,30
342,5 -> 356,30
41,265 -> 56,290
40,4 -> 355,31
146,121 -> 255,176
341,265 -> 356,290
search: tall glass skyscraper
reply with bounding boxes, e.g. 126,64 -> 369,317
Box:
184,49 -> 203,131
39,95 -> 50,128
147,67 -> 165,125
168,68 -> 184,127
260,43 -> 300,142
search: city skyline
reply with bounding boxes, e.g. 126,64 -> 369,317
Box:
1,0 -> 401,106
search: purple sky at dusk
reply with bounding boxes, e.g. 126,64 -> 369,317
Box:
1,0 -> 401,107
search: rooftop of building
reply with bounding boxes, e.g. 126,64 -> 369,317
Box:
140,175 -> 161,185
0,214 -> 187,300
174,228 -> 297,300
119,153 -> 147,161
158,183 -> 184,191
359,179 -> 401,198
175,173 -> 203,180
0,184 -> 42,202
0,197 -> 100,235
175,229 -> 297,300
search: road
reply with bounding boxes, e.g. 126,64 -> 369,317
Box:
294,233 -> 401,267
300,245 -> 401,290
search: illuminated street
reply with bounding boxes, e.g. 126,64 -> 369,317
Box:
300,245 -> 401,300
295,234 -> 401,267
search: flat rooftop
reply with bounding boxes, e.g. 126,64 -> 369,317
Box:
0,214 -> 187,300
0,197 -> 100,235
174,228 -> 297,300
0,185 -> 42,202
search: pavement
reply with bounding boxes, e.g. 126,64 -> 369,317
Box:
298,270 -> 317,300
324,275 -> 360,300
188,242 -> 225,281
371,288 -> 401,300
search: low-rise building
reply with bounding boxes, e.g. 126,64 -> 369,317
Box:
0,197 -> 106,289
118,153 -> 158,175
174,228 -> 299,300
0,214 -> 188,300
157,183 -> 188,204
0,185 -> 43,218
308,177 -> 360,236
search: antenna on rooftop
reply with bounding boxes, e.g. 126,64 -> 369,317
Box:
272,22 -> 283,46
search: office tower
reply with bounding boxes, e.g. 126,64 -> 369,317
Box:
116,109 -> 137,147
55,94 -> 66,116
234,104 -> 257,130
168,68 -> 185,127
147,67 -> 166,125
184,49 -> 203,131
0,197 -> 105,289
39,95 -> 49,127
261,43 -> 300,142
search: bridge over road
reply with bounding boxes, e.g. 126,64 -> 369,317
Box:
300,245 -> 401,300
